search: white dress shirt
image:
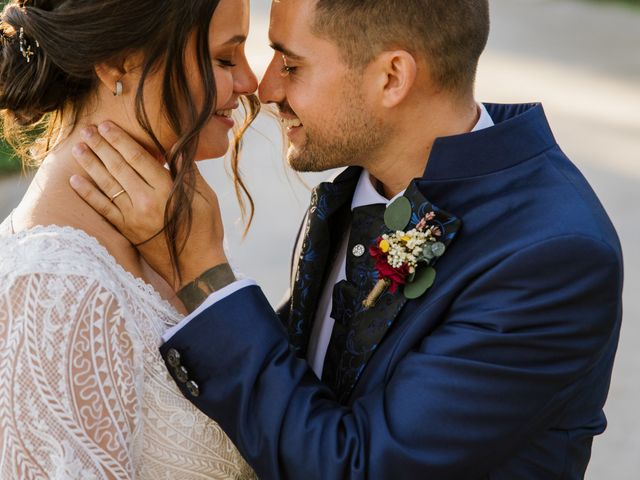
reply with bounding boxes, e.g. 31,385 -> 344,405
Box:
163,104 -> 495,358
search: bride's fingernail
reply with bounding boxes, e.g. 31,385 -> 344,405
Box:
69,175 -> 82,189
98,122 -> 112,135
72,144 -> 87,157
80,127 -> 94,140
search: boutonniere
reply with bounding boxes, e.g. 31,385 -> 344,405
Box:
363,196 -> 447,309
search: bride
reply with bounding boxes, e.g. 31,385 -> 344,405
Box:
0,0 -> 259,478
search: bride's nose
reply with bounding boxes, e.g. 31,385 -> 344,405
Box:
235,63 -> 258,95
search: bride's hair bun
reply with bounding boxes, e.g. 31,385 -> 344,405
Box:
0,1 -> 76,126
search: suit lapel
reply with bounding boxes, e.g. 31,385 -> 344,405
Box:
323,181 -> 462,403
287,168 -> 360,357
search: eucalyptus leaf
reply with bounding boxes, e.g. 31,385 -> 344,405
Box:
384,196 -> 412,231
431,242 -> 446,257
422,248 -> 435,261
404,267 -> 436,299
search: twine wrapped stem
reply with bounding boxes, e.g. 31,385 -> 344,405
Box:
362,279 -> 391,309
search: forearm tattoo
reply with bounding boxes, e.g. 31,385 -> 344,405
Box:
177,263 -> 236,313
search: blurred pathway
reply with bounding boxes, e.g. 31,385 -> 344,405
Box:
0,172 -> 32,220
473,4 -> 640,476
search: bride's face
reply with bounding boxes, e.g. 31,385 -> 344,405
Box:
190,0 -> 257,160
139,0 -> 257,161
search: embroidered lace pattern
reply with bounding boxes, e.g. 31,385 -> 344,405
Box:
0,219 -> 256,479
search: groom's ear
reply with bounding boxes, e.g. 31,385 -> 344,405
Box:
369,50 -> 418,109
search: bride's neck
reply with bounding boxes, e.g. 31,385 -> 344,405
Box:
11,95 -> 185,310
14,118 -> 140,272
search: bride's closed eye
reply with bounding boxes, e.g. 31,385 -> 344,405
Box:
217,58 -> 237,68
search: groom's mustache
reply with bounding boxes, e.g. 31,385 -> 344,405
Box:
277,102 -> 297,118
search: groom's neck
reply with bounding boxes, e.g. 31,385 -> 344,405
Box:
366,95 -> 479,199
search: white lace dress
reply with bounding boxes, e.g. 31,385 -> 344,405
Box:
0,217 -> 256,480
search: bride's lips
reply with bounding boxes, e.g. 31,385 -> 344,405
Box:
214,103 -> 239,128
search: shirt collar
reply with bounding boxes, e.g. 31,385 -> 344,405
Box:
351,103 -> 494,210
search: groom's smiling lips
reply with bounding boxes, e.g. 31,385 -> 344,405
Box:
280,115 -> 303,130
278,104 -> 303,136
280,114 -> 303,138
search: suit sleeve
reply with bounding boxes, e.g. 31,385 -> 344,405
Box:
160,235 -> 622,479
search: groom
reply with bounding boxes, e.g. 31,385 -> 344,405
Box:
72,0 -> 623,478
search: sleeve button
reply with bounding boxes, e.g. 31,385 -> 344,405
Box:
174,365 -> 189,383
166,348 -> 181,368
186,380 -> 200,398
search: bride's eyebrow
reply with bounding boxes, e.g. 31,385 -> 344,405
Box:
219,34 -> 247,47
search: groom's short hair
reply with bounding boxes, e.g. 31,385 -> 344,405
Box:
312,0 -> 490,95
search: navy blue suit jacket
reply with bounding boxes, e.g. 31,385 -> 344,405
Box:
161,104 -> 623,479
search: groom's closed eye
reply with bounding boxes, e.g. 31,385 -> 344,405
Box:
280,62 -> 298,77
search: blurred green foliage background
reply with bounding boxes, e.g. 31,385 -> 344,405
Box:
0,140 -> 21,175
0,0 -> 21,174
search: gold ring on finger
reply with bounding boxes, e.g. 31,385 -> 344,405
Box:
110,189 -> 126,203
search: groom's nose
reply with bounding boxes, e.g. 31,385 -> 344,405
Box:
258,54 -> 285,105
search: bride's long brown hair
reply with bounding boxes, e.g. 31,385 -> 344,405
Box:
0,0 -> 259,283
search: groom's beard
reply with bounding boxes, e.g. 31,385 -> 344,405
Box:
285,93 -> 385,173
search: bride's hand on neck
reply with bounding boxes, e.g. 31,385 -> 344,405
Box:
69,121 -> 227,291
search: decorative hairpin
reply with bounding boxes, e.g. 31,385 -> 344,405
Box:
19,27 -> 39,63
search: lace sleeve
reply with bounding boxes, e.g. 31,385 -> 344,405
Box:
0,271 -> 143,479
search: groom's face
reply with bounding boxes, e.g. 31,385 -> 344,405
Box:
259,0 -> 385,172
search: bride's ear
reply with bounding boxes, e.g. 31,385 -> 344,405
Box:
94,52 -> 144,97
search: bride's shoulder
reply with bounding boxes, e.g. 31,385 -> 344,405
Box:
0,223 -> 123,285
0,221 -> 178,319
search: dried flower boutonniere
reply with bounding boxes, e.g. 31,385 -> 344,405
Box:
363,197 -> 447,308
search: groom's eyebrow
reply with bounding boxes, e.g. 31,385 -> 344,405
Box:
270,42 -> 304,61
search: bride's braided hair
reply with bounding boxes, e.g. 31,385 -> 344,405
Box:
0,0 -> 258,283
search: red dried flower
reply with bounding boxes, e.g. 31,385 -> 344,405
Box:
370,241 -> 411,294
